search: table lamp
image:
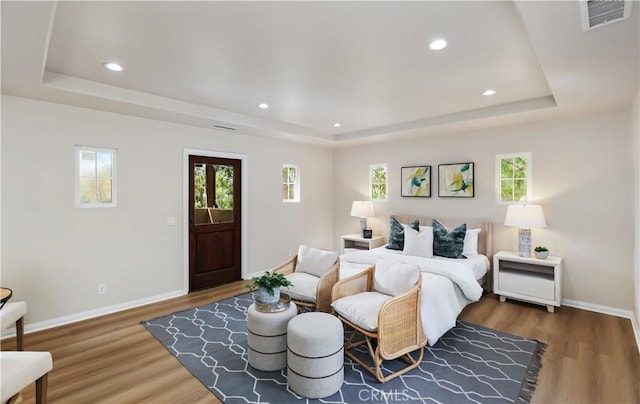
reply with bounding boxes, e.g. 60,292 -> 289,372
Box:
350,201 -> 374,238
504,204 -> 546,257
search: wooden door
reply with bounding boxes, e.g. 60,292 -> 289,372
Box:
188,155 -> 241,291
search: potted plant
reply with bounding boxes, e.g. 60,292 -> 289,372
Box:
534,246 -> 549,259
246,271 -> 293,304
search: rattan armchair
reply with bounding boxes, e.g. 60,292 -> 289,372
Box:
272,247 -> 339,313
331,265 -> 426,383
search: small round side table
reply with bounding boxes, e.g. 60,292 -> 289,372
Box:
0,287 -> 12,308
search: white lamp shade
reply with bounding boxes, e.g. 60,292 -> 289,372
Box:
350,201 -> 374,218
504,205 -> 546,228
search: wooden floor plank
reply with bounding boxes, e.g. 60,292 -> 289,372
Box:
3,282 -> 638,403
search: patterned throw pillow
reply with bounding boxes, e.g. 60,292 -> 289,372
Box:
432,219 -> 467,259
386,217 -> 420,250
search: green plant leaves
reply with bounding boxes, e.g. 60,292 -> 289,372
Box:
246,271 -> 293,295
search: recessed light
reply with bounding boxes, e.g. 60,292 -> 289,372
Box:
429,39 -> 448,50
258,103 -> 269,109
102,62 -> 124,72
333,123 -> 341,128
482,89 -> 496,96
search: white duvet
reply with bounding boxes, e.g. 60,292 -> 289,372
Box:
339,248 -> 486,345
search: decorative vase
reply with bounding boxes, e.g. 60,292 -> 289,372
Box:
535,251 -> 549,259
258,286 -> 280,305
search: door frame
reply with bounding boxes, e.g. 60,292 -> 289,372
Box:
183,148 -> 249,293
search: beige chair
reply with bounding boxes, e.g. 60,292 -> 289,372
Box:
0,351 -> 53,404
273,245 -> 339,313
1,302 -> 27,351
331,259 -> 426,383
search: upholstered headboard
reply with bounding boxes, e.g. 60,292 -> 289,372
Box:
390,215 -> 493,258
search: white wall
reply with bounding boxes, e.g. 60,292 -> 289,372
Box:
334,107 -> 635,311
3,94 -> 637,328
1,95 -> 334,325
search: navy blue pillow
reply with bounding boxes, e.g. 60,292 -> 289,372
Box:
386,217 -> 420,250
432,219 -> 467,259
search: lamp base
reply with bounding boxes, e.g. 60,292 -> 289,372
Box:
359,218 -> 367,236
517,228 -> 531,257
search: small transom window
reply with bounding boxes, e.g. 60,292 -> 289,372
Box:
370,164 -> 388,201
76,146 -> 117,208
282,164 -> 300,202
496,152 -> 532,204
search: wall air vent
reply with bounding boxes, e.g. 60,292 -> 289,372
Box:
210,124 -> 237,131
580,0 -> 631,31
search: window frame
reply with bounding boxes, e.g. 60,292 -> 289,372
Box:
282,164 -> 300,203
495,152 -> 532,204
75,146 -> 118,208
369,163 -> 388,202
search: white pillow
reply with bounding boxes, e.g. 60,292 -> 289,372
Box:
373,258 -> 420,297
462,228 -> 481,256
296,245 -> 338,278
403,227 -> 433,258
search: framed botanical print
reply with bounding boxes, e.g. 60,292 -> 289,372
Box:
438,162 -> 474,198
401,166 -> 431,197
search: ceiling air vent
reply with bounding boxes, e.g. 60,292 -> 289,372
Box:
580,0 -> 632,31
210,124 -> 237,131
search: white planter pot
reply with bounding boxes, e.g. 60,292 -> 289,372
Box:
258,286 -> 280,304
535,251 -> 549,259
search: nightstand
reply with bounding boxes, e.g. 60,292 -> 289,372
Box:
493,250 -> 563,313
340,234 -> 385,254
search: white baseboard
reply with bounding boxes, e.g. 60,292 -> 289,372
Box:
1,289 -> 187,339
563,299 -> 640,354
632,315 -> 640,356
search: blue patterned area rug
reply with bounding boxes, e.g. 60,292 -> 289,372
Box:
143,293 -> 546,404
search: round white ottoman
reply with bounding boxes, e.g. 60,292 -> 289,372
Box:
247,302 -> 297,371
287,312 -> 344,399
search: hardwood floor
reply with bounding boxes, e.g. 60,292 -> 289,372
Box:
2,282 -> 639,403
461,295 -> 640,404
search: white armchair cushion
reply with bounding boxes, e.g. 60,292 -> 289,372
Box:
373,258 -> 420,297
0,351 -> 53,403
296,245 -> 338,278
1,302 -> 27,330
331,291 -> 392,332
282,272 -> 319,303
403,226 -> 433,258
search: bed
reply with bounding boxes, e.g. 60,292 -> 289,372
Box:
339,215 -> 492,345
